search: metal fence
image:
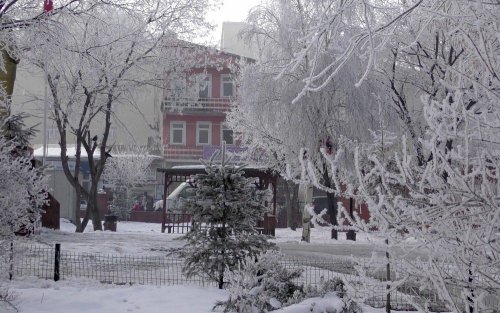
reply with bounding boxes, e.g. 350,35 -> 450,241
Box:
280,256 -> 449,311
9,243 -> 215,287
8,243 -> 498,311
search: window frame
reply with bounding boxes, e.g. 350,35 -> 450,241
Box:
196,121 -> 212,145
221,124 -> 234,145
198,73 -> 212,99
170,121 -> 186,145
220,74 -> 235,98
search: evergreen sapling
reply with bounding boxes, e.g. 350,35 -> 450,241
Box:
180,146 -> 273,289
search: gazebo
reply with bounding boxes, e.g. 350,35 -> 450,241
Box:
157,166 -> 278,233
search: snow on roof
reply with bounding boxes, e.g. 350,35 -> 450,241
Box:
33,145 -> 162,160
171,165 -> 205,169
33,145 -> 100,159
171,164 -> 268,170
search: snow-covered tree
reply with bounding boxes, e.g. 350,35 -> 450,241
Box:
0,113 -> 48,238
231,0 -> 499,311
286,2 -> 500,309
20,0 -> 216,232
228,0 -> 386,234
180,147 -> 273,289
337,90 -> 499,312
102,146 -> 157,220
0,113 -> 48,306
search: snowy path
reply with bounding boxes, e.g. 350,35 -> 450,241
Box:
26,220 -> 427,260
273,227 -> 428,260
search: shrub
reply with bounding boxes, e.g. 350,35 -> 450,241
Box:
215,251 -> 303,312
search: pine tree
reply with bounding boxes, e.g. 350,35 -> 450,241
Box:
0,113 -> 48,308
180,146 -> 274,289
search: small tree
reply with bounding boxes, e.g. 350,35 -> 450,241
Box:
180,146 -> 273,289
0,112 -> 48,309
0,113 -> 48,238
102,146 -> 156,220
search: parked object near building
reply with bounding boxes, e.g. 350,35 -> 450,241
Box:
41,193 -> 60,230
153,181 -> 194,212
103,214 -> 117,232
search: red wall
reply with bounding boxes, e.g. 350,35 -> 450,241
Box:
188,68 -> 232,98
164,115 -> 226,147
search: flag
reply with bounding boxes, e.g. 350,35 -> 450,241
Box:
43,0 -> 53,13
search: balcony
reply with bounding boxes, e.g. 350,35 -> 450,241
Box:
164,145 -> 203,161
161,97 -> 234,113
164,145 -> 265,163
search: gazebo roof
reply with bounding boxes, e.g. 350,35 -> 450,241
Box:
157,165 -> 277,183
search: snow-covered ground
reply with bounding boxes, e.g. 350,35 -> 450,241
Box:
4,220 -> 424,313
7,277 -> 410,313
29,219 -> 384,257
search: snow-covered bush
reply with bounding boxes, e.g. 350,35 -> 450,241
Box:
180,147 -> 273,289
216,250 -> 363,313
303,277 -> 363,313
214,251 -> 303,312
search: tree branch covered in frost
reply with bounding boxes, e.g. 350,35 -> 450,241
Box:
323,62 -> 500,311
102,146 -> 157,219
229,0 -> 388,183
18,0 -> 218,232
103,146 -> 156,190
281,0 -> 500,99
238,1 -> 500,311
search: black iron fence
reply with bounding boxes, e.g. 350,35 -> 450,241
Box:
6,243 -> 498,311
8,243 -> 214,287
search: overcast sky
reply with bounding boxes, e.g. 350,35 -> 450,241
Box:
204,0 -> 262,46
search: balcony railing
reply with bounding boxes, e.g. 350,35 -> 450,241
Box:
164,145 -> 266,163
161,97 -> 234,113
164,145 -> 204,161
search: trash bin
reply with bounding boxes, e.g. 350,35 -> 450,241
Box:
263,214 -> 276,236
104,214 -> 117,232
346,230 -> 356,241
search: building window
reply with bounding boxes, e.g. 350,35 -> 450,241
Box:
198,74 -> 212,99
221,75 -> 234,97
196,122 -> 211,145
170,121 -> 186,145
221,124 -> 234,145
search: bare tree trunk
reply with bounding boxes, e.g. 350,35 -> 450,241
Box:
385,238 -> 391,313
74,191 -> 82,231
89,184 -> 102,231
467,264 -> 475,313
291,184 -> 298,230
322,164 -> 338,239
92,206 -> 102,230
284,180 -> 295,229
77,208 -> 90,233
78,190 -> 93,232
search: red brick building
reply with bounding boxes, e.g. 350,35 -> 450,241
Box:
161,44 -> 248,166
